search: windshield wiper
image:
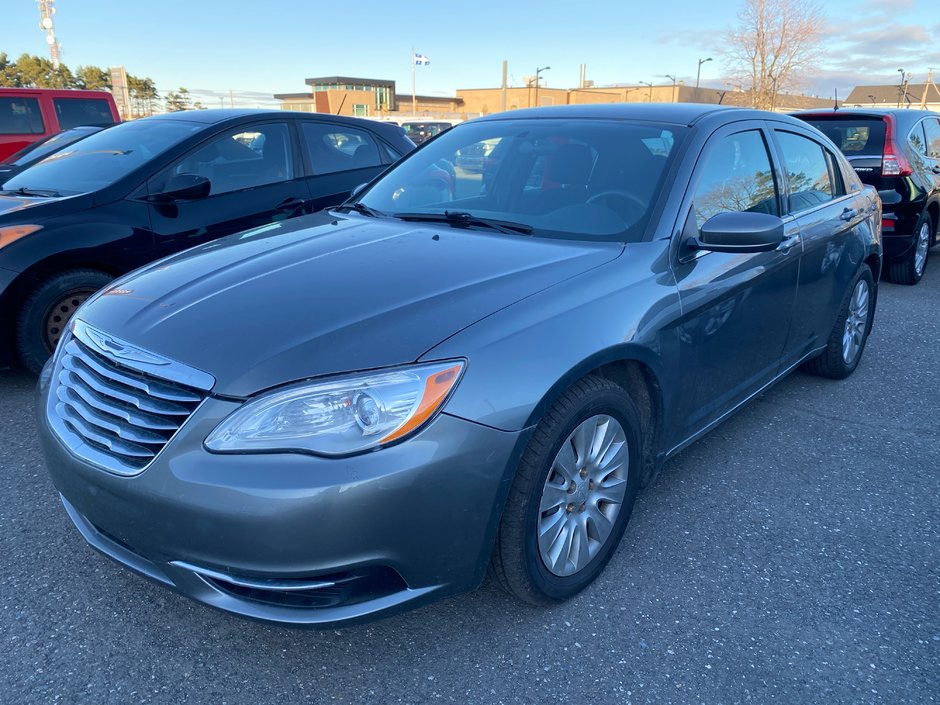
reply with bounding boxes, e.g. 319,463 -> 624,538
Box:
0,186 -> 62,197
393,210 -> 533,236
332,202 -> 386,218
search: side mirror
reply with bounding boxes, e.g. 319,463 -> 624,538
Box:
350,182 -> 369,199
161,174 -> 211,201
693,212 -> 785,254
877,189 -> 901,206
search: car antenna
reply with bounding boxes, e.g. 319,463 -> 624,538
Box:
833,88 -> 839,111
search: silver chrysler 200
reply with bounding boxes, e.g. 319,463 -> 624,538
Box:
38,104 -> 881,625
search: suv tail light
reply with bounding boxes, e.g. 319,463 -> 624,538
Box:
882,115 -> 912,177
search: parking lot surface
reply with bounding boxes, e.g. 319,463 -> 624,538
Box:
1,265 -> 937,704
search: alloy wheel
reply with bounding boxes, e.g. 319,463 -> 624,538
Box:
914,220 -> 930,277
537,414 -> 629,577
841,278 -> 870,365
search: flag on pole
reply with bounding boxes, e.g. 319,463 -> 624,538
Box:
413,53 -> 430,66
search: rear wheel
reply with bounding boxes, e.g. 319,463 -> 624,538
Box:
885,212 -> 931,285
491,376 -> 641,605
802,267 -> 874,380
16,269 -> 111,374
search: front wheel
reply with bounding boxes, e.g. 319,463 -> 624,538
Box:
491,376 -> 642,605
15,269 -> 112,374
802,267 -> 875,380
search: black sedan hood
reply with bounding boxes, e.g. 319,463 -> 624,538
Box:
79,213 -> 621,397
0,192 -> 93,221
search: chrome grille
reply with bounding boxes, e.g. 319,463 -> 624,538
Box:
47,320 -> 214,476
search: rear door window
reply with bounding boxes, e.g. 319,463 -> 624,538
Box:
774,131 -> 836,213
923,118 -> 940,160
53,98 -> 116,129
0,97 -> 44,134
300,123 -> 384,175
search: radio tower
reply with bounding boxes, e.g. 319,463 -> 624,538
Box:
37,0 -> 61,69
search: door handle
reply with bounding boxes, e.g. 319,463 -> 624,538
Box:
931,165 -> 940,174
776,235 -> 800,253
840,208 -> 857,221
276,197 -> 308,212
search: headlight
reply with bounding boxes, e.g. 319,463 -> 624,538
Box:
205,361 -> 464,456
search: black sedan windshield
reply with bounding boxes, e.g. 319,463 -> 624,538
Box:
3,119 -> 203,195
359,118 -> 686,241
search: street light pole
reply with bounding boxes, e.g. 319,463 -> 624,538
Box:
897,68 -> 905,108
664,74 -> 678,103
696,57 -> 712,102
534,66 -> 550,108
638,81 -> 653,102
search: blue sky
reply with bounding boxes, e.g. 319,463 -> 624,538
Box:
1,0 -> 937,108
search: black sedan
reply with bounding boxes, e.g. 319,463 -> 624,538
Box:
0,109 -> 413,372
39,104 -> 882,626
0,125 -> 104,185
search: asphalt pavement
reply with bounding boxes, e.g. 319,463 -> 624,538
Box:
1,263 -> 937,705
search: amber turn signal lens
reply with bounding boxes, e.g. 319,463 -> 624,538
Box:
0,224 -> 42,249
380,363 -> 464,443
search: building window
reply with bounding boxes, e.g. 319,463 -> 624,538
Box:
352,104 -> 370,117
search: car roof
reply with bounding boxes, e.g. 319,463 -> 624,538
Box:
142,109 -> 405,136
473,102 -> 772,127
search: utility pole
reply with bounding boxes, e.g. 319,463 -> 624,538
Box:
36,0 -> 61,69
501,60 -> 507,113
696,57 -> 712,103
920,68 -> 936,110
534,66 -> 550,108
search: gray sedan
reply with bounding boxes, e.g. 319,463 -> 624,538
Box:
38,104 -> 881,625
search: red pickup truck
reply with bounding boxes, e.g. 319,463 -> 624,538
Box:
0,87 -> 120,161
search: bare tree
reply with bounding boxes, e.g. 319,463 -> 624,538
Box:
725,0 -> 825,110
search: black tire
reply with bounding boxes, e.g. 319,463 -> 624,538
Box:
491,375 -> 642,605
16,269 -> 111,374
802,266 -> 875,380
885,211 -> 931,285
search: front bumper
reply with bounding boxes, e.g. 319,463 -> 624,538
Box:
38,381 -> 529,626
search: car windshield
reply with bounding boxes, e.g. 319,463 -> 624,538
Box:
3,118 -> 204,195
358,118 -> 686,241
3,127 -> 100,168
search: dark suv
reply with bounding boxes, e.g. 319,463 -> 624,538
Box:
793,109 -> 940,284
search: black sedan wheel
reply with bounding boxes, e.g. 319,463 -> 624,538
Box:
16,270 -> 111,374
491,375 -> 641,604
802,266 -> 875,380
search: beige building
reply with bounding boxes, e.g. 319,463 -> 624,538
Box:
845,83 -> 940,111
274,76 -> 465,119
275,75 -> 841,121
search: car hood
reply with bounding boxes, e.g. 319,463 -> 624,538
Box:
0,192 -> 92,221
79,212 -> 622,397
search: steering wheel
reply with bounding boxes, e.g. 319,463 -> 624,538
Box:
586,189 -> 647,211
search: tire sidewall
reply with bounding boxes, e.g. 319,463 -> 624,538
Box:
16,270 -> 111,374
520,388 -> 642,601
